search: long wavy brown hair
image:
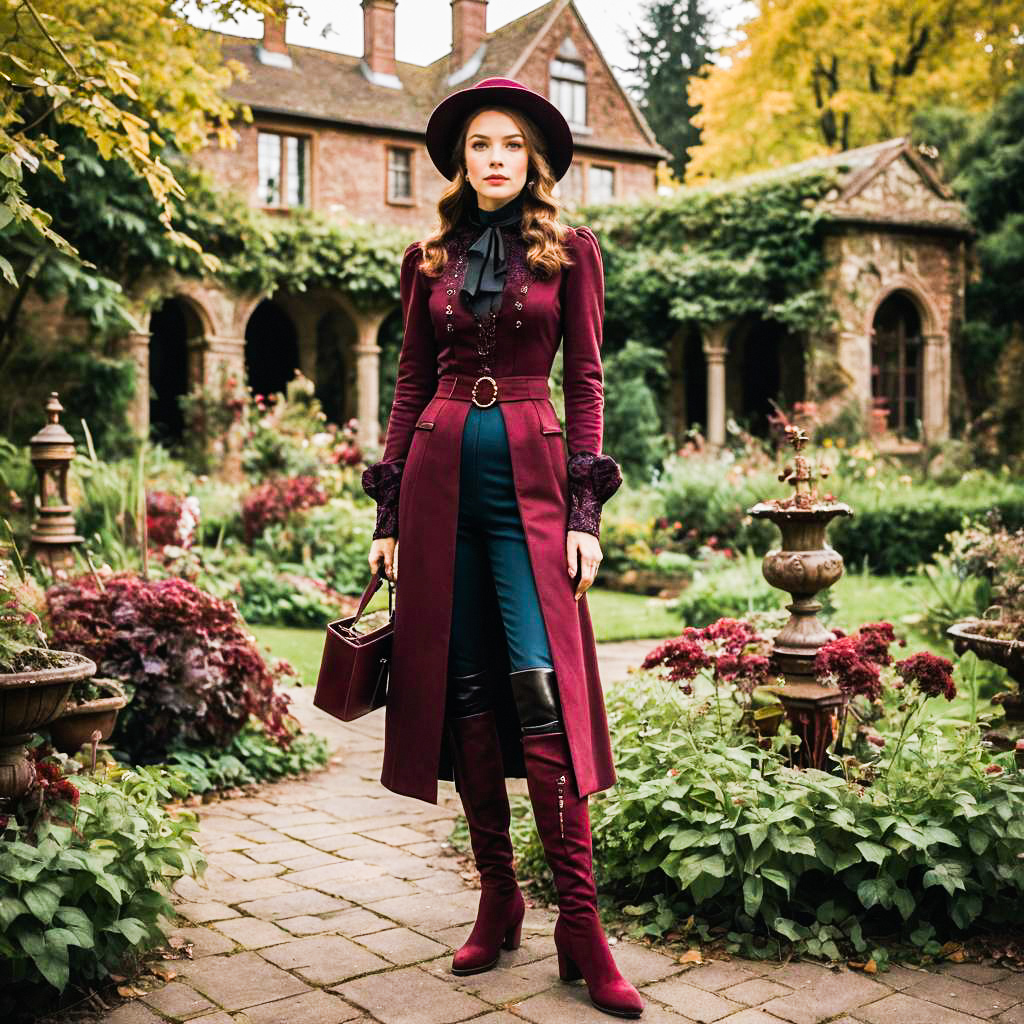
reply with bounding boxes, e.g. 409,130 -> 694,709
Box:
418,105 -> 576,280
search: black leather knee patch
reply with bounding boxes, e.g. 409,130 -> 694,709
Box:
446,669 -> 492,719
509,667 -> 564,735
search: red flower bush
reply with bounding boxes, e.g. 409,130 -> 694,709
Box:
242,476 -> 328,544
46,573 -> 294,761
814,622 -> 907,701
642,636 -> 711,692
146,491 -> 184,547
642,618 -> 775,696
815,635 -> 884,701
895,651 -> 957,701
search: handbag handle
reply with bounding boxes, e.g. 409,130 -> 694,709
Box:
349,566 -> 394,629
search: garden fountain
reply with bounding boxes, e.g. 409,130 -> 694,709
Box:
748,426 -> 853,768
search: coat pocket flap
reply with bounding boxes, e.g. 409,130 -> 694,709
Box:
540,425 -> 562,435
415,420 -> 436,430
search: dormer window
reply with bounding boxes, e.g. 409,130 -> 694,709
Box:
550,54 -> 587,127
258,130 -> 309,207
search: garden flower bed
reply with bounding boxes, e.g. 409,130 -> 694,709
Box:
508,617 -> 1024,965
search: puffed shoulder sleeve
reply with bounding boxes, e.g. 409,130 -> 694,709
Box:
361,241 -> 437,540
561,226 -> 622,538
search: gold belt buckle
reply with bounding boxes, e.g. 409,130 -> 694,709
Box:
471,375 -> 498,408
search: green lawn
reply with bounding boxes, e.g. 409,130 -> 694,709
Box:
250,571 -> 958,689
250,586 -> 679,687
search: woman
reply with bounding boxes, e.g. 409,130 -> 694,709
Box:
362,77 -> 642,1020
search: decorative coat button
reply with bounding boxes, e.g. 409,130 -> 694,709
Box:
515,320 -> 522,329
447,288 -> 454,295
514,301 -> 523,310
445,304 -> 453,314
447,323 -> 454,332
521,284 -> 529,293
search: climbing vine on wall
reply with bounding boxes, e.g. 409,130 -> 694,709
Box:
584,167 -> 842,349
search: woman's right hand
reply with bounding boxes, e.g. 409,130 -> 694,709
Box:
369,537 -> 398,582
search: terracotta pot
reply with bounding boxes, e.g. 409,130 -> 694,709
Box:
0,649 -> 97,802
48,679 -> 128,756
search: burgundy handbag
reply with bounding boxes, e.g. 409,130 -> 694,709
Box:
313,569 -> 394,722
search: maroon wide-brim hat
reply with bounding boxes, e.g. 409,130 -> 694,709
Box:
425,76 -> 574,182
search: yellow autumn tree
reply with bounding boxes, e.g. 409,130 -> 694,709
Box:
685,0 -> 1023,182
0,0 -> 284,285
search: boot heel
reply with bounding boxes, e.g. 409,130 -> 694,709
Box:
557,948 -> 582,982
503,917 -> 523,950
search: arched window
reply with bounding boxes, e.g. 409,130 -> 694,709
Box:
871,292 -> 922,439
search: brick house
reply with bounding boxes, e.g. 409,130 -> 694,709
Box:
133,0 -> 669,450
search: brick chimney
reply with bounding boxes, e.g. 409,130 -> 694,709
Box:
451,0 -> 488,75
258,11 -> 293,68
361,0 -> 401,88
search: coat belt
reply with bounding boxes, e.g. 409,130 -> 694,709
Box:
435,373 -> 550,408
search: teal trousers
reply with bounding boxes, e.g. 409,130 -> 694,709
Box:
448,404 -> 555,679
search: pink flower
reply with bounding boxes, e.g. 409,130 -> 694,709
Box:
985,764 -> 1004,776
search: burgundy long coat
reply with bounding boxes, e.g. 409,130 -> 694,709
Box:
365,222 -> 618,806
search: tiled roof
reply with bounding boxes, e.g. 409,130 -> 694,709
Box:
210,0 -> 665,159
696,138 -> 910,192
693,137 -> 971,233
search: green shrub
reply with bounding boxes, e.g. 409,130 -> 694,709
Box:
0,761 -> 204,995
830,495 -> 1024,574
167,720 -> 329,794
657,456 -> 777,554
671,551 -> 780,626
253,496 -> 376,595
510,667 -> 1024,960
601,341 -> 674,483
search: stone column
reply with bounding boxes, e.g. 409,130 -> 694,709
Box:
702,321 -> 732,449
354,311 -> 386,452
197,335 -> 247,481
124,330 -> 151,439
837,329 -> 873,431
202,335 -> 247,388
921,332 -> 950,442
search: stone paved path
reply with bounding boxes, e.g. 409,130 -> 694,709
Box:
100,639 -> 1024,1024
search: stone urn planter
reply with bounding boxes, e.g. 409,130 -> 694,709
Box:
948,621 -> 1024,752
746,425 -> 853,770
0,649 -> 97,802
48,678 -> 128,756
947,621 -> 1024,691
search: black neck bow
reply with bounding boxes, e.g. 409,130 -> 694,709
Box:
461,189 -> 526,318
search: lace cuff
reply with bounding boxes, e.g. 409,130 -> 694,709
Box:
566,452 -> 623,538
362,460 -> 405,540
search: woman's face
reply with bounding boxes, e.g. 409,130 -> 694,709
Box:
463,109 -> 530,212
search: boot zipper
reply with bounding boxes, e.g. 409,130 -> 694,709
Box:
557,773 -> 566,839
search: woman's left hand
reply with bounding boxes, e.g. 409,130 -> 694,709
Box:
567,530 -> 602,601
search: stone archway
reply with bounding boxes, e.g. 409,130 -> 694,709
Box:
312,308 -> 357,427
869,290 -> 923,439
245,299 -> 300,400
864,279 -> 948,442
728,317 -> 805,437
147,295 -> 212,445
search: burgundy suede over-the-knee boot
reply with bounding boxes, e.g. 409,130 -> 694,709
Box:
522,731 -> 643,1019
447,710 -> 526,975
